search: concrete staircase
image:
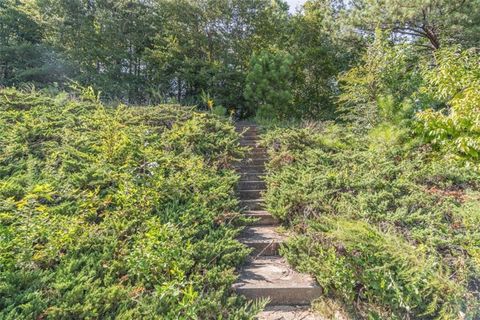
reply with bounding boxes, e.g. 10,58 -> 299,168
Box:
232,122 -> 322,320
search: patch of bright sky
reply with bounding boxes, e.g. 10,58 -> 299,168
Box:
286,0 -> 307,12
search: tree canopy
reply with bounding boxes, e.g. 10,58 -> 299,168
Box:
3,0 -> 477,117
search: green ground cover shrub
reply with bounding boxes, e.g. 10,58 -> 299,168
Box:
261,124 -> 480,319
0,88 -> 260,319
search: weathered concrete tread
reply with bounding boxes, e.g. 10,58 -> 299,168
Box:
244,211 -> 278,225
238,180 -> 266,190
239,226 -> 285,255
239,226 -> 285,243
247,149 -> 267,155
240,173 -> 266,182
237,165 -> 266,174
242,135 -> 259,140
233,256 -> 322,305
239,189 -> 264,200
240,199 -> 265,210
241,158 -> 268,165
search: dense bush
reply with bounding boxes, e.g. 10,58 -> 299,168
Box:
338,30 -> 421,129
261,124 -> 480,319
416,47 -> 480,167
0,88 -> 259,319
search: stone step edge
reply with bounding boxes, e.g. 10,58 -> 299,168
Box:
239,199 -> 265,210
238,191 -> 265,200
243,211 -> 277,226
243,211 -> 276,218
234,287 -> 322,306
238,180 -> 266,186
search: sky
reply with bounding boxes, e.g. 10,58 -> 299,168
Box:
286,0 -> 307,12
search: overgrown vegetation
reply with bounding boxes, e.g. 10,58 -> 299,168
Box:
0,88 -> 260,319
2,0 -> 480,319
260,42 -> 480,318
0,0 -> 350,115
416,47 -> 480,166
262,122 -> 480,319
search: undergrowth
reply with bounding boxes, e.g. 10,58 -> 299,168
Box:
261,123 -> 480,319
0,88 -> 261,319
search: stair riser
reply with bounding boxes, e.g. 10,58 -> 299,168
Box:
238,166 -> 265,174
238,190 -> 263,200
236,287 -> 322,306
240,201 -> 265,211
244,213 -> 278,226
238,181 -> 266,190
243,242 -> 281,256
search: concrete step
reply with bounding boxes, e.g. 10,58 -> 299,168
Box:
238,180 -> 266,190
238,131 -> 258,138
240,199 -> 265,210
236,124 -> 257,129
233,256 -> 322,305
239,189 -> 264,200
242,157 -> 268,165
237,128 -> 258,134
241,135 -> 258,140
234,158 -> 267,169
244,211 -> 278,226
248,149 -> 267,156
247,146 -> 267,156
246,153 -> 267,161
244,151 -> 266,156
258,306 -> 322,320
239,226 -> 285,256
237,123 -> 258,126
241,140 -> 260,147
240,126 -> 258,132
240,172 -> 265,181
238,165 -> 265,174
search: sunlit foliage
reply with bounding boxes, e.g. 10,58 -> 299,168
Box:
0,88 -> 260,319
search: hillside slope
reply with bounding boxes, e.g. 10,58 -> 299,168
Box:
0,89 -> 259,319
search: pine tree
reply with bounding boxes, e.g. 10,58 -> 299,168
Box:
244,50 -> 294,119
